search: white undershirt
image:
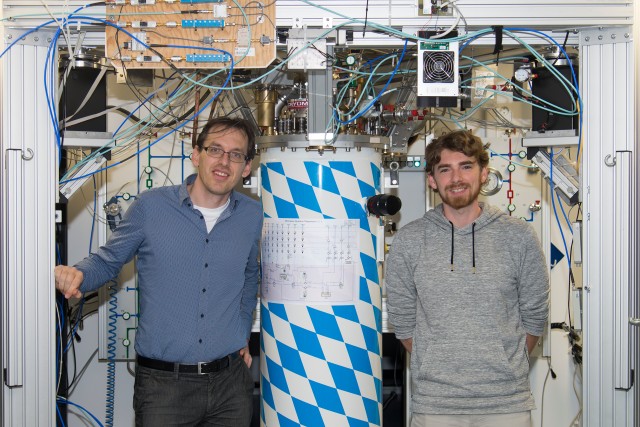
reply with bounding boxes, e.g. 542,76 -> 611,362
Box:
193,198 -> 230,233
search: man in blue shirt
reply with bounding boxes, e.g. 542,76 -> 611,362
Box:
55,117 -> 263,426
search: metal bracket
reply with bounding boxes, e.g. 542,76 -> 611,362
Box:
580,26 -> 633,46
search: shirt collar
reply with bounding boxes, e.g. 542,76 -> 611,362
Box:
179,173 -> 239,210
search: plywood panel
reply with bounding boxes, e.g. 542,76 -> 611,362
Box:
105,0 -> 276,69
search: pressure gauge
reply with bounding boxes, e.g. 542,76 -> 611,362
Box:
345,55 -> 356,66
480,167 -> 503,196
514,67 -> 531,83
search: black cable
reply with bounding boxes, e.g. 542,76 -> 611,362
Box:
114,21 -> 187,129
105,86 -> 211,129
363,0 -> 370,37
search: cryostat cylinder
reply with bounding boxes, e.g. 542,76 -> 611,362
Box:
259,146 -> 383,427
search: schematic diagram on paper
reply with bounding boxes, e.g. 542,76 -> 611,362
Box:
261,218 -> 359,304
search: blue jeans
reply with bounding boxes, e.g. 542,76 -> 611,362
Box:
134,355 -> 254,426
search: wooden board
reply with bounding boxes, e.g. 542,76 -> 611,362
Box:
105,0 -> 276,69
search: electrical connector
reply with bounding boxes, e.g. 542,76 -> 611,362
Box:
131,21 -> 157,28
260,35 -> 271,45
136,55 -> 161,63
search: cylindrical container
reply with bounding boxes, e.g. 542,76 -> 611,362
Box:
259,145 -> 383,427
255,86 -> 278,136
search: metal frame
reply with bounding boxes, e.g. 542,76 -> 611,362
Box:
1,1 -> 634,30
1,29 -> 57,426
581,25 -> 636,427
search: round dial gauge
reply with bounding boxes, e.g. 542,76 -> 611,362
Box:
514,67 -> 531,82
480,167 -> 503,196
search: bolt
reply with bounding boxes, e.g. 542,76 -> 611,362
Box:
611,34 -> 616,39
625,33 -> 630,38
585,36 -> 590,42
47,37 -> 52,42
34,37 -> 39,42
598,35 -> 603,40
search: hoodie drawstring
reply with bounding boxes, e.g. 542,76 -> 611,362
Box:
449,221 -> 454,271
472,222 -> 476,274
449,221 -> 477,273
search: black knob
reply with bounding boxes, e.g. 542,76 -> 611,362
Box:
367,194 -> 402,216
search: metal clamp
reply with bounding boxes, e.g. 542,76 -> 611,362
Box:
630,317 -> 640,327
604,154 -> 616,167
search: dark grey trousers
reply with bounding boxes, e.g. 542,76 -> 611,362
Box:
134,356 -> 254,426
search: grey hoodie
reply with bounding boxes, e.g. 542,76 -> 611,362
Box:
385,203 -> 549,414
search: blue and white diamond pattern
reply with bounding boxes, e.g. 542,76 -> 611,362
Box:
260,149 -> 383,426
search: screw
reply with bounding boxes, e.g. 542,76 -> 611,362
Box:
598,35 -> 603,40
611,34 -> 616,39
585,36 -> 590,42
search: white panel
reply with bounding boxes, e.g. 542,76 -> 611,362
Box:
581,26 -> 636,427
1,29 -> 57,427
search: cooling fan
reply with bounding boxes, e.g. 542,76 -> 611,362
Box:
417,41 -> 459,97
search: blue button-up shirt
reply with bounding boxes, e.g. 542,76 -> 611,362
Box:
76,174 -> 263,363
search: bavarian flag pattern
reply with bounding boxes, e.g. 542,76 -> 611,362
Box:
259,148 -> 383,427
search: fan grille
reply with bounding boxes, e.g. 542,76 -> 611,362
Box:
422,51 -> 455,83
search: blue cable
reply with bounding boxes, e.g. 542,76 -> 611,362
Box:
59,63 -> 234,185
556,190 -> 573,231
57,397 -> 105,427
335,39 -> 408,125
44,26 -> 63,164
113,71 -> 180,137
549,149 -> 572,268
56,403 -> 67,427
504,28 -> 583,158
54,17 -> 235,185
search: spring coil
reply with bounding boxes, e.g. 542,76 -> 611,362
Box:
105,282 -> 118,427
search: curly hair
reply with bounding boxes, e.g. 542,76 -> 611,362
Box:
425,130 -> 489,174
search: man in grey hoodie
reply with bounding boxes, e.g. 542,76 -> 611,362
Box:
385,130 -> 549,427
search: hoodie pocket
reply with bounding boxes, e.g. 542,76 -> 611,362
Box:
414,338 -> 517,398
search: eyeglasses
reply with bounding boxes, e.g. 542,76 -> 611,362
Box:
201,146 -> 248,163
